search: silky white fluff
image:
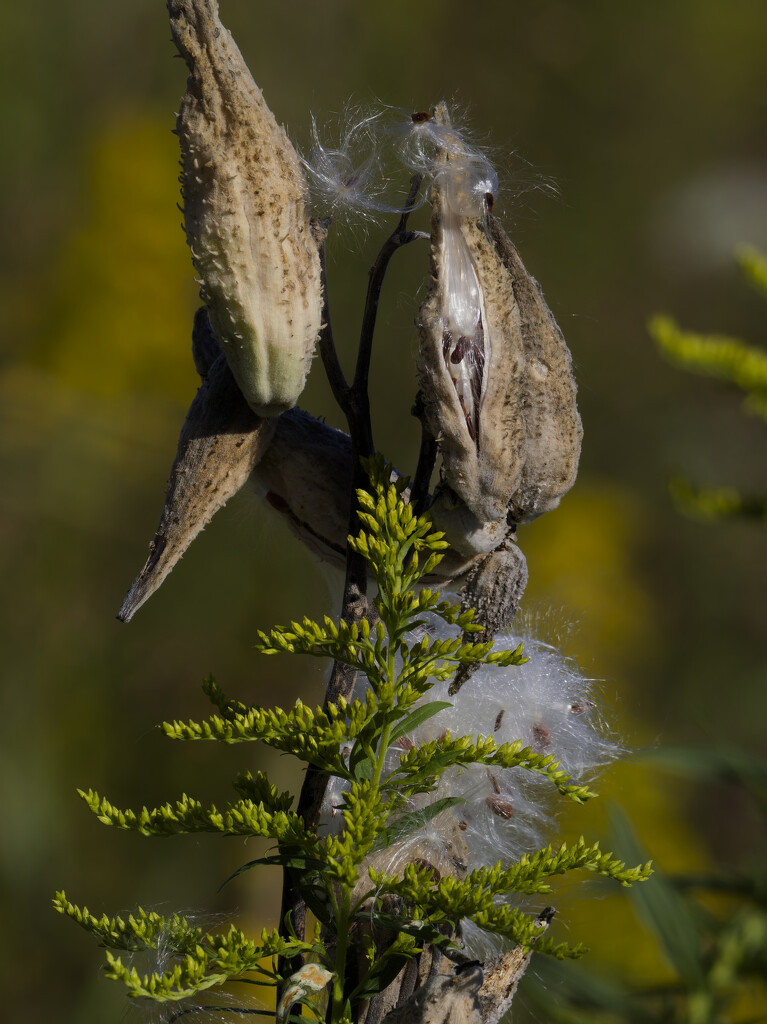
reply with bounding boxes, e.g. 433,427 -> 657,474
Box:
382,615 -> 620,870
321,611 -> 621,954
299,105 -> 502,224
301,110 -> 388,220
300,108 -> 421,223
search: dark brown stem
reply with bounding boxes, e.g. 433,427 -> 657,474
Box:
278,180 -> 426,986
410,393 -> 438,517
316,220 -> 351,406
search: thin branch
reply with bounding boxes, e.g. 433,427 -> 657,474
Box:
410,392 -> 438,517
354,174 -> 425,398
326,172 -> 426,711
280,180 -> 427,982
315,219 -> 350,406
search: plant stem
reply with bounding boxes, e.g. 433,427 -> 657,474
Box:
331,892 -> 352,1024
280,181 -> 427,988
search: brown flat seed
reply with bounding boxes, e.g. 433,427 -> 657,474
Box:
568,701 -> 591,715
533,723 -> 552,750
486,796 -> 514,819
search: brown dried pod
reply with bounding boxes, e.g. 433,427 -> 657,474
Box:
251,407 -> 494,596
118,309 -> 274,622
459,536 -> 528,635
382,963 -> 484,1024
449,537 -> 528,693
251,406 -> 353,567
417,103 -> 582,556
417,109 -> 524,554
487,219 -> 583,523
119,343 -> 490,620
169,0 -> 322,417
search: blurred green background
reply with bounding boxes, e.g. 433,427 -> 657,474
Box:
2,1 -> 766,1021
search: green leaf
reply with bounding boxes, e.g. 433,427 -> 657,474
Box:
218,852 -> 328,892
388,701 -> 453,747
349,934 -> 420,1002
608,804 -> 706,990
349,739 -> 374,783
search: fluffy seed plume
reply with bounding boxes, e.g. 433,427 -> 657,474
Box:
301,109 -> 400,222
388,619 -> 619,873
169,0 -> 322,417
324,613 -> 622,956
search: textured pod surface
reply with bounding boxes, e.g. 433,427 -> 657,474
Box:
458,537 -> 529,638
382,965 -> 484,1024
251,407 -> 354,568
488,219 -> 583,523
252,409 -> 489,587
418,156 -> 526,540
118,310 -> 274,622
169,0 -> 322,416
418,105 -> 581,553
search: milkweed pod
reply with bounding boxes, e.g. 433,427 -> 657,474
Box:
169,0 -> 322,417
417,103 -> 581,550
251,407 -> 354,569
486,218 -> 582,523
118,310 -> 274,622
417,104 -> 526,545
250,407 -> 487,586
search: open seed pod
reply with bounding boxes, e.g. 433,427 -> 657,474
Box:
417,104 -> 582,556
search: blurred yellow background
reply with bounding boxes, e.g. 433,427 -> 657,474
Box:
2,2 -> 766,1021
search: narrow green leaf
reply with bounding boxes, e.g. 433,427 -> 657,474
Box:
608,805 -> 706,989
388,702 -> 453,747
369,797 -> 464,854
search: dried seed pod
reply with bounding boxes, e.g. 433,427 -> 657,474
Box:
479,909 -> 554,1023
169,0 -> 322,417
417,103 -> 582,554
383,965 -> 484,1024
251,407 -> 487,586
458,535 -> 528,635
118,309 -> 274,622
250,407 -> 354,568
486,219 -> 583,523
117,323 -> 487,620
418,110 -> 525,547
449,537 -> 529,694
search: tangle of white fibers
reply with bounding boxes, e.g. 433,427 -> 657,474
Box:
300,109 -> 415,223
122,909 -> 273,1024
322,611 -> 623,955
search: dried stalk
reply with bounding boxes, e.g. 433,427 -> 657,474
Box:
282,179 -> 426,977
